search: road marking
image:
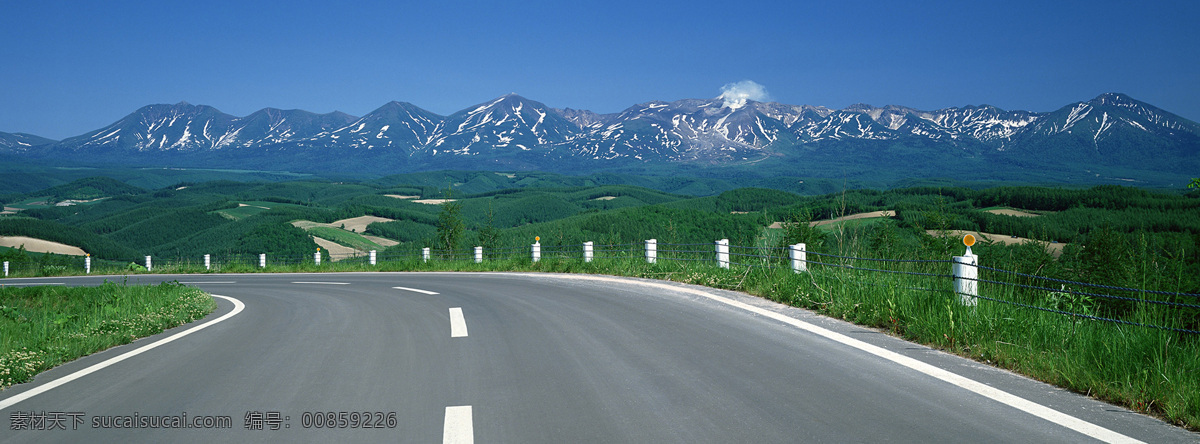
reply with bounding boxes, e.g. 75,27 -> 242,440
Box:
443,405 -> 473,444
0,283 -> 65,286
0,294 -> 246,411
449,307 -> 468,338
179,281 -> 237,284
292,281 -> 350,285
533,274 -> 1144,444
393,286 -> 439,295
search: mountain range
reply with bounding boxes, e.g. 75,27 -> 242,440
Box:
3,93 -> 1197,185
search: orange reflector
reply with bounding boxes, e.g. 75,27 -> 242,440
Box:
964,234 -> 977,247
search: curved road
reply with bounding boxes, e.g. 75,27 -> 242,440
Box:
1,272 -> 1195,443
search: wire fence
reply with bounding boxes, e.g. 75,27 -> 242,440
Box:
3,239 -> 1196,335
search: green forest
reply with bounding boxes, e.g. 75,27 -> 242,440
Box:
2,172 -> 1198,296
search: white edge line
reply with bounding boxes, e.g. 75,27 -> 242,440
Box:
449,307 -> 468,338
178,281 -> 237,284
537,274 -> 1144,444
0,294 -> 246,411
393,286 -> 439,295
443,405 -> 473,444
0,283 -> 65,286
292,281 -> 350,285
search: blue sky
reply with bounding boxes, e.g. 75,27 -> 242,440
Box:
2,0 -> 1197,139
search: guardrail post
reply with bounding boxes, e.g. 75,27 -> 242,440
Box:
3,261 -> 7,277
789,243 -> 807,273
85,255 -> 92,274
422,248 -> 430,263
953,253 -> 979,306
370,250 -> 377,266
532,242 -> 541,263
716,239 -> 730,269
645,239 -> 657,264
314,250 -> 321,266
259,253 -> 267,268
204,254 -> 211,270
145,256 -> 152,272
475,246 -> 483,263
583,241 -> 593,263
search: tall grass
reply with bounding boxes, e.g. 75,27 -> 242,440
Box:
0,281 -> 216,389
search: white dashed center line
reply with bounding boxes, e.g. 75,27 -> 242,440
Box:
443,405 -> 473,444
449,307 -> 468,338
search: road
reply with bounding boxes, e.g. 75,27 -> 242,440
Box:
1,272 -> 1195,443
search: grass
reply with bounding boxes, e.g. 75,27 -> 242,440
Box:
0,281 -> 216,389
1,250 -> 1196,431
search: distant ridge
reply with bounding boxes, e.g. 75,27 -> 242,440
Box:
4,93 -> 1197,185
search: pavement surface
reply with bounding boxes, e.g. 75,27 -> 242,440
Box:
1,272 -> 1196,443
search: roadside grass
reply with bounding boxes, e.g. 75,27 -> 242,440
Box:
0,281 -> 216,389
2,252 -> 1196,430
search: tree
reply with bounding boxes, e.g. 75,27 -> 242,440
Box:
478,200 -> 500,256
436,187 -> 465,254
1189,178 -> 1199,189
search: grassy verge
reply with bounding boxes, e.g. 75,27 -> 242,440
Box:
0,281 -> 217,389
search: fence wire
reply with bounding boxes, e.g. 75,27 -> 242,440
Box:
2,240 -> 1194,335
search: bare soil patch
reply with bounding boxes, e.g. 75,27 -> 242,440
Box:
592,196 -> 617,201
413,199 -> 456,205
313,237 -> 363,261
330,215 -> 393,233
985,208 -> 1042,217
926,230 -> 1066,257
362,235 -> 399,247
386,194 -> 419,199
0,236 -> 87,256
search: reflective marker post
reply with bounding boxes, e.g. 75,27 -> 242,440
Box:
953,234 -> 979,306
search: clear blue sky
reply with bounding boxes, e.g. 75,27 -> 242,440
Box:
2,0 -> 1197,140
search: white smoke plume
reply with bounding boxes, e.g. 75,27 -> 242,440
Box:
718,80 -> 770,110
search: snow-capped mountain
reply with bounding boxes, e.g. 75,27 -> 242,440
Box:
429,94 -> 578,155
10,93 -> 1198,181
0,131 -> 55,152
45,102 -> 355,155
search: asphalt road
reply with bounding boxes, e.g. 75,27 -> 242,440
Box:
1,272 -> 1195,443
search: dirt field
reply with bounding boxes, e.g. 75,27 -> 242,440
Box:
330,216 -> 393,233
313,237 -> 363,261
592,196 -> 617,201
768,210 -> 895,229
362,235 -> 399,247
386,195 -> 419,199
985,208 -> 1041,217
413,199 -> 456,205
926,230 -> 1066,257
0,236 -> 87,256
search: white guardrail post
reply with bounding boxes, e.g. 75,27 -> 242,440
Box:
145,256 -> 152,272
475,246 -> 483,263
370,250 -> 377,266
789,243 -> 807,273
3,261 -> 8,277
259,253 -> 267,268
645,239 -> 657,264
953,253 -> 979,306
532,242 -> 541,263
85,254 -> 91,274
583,241 -> 593,263
422,247 -> 430,263
315,250 -> 321,266
204,254 -> 211,270
716,239 -> 730,269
